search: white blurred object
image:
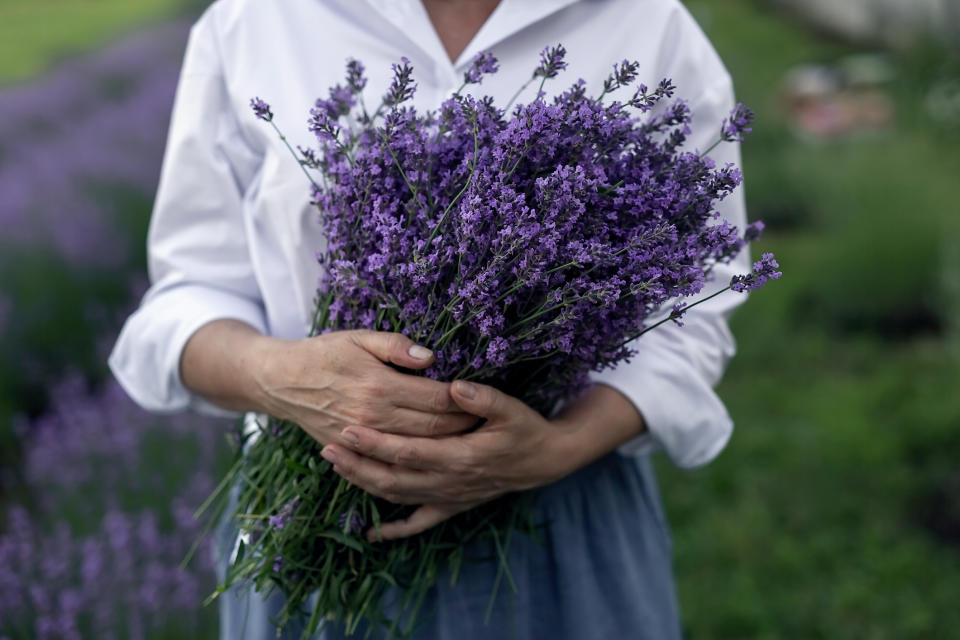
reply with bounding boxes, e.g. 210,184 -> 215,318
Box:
780,54 -> 895,141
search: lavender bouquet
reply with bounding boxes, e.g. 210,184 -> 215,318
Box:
203,46 -> 779,637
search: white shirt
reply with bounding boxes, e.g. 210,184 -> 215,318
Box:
109,0 -> 749,469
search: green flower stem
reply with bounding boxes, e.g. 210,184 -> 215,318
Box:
269,120 -> 323,191
505,75 -> 536,112
617,284 -> 733,349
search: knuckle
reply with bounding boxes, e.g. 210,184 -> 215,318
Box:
375,475 -> 399,495
395,445 -> 420,466
456,449 -> 479,474
427,388 -> 449,412
352,407 -> 381,428
356,376 -> 383,399
481,389 -> 499,413
425,413 -> 445,436
448,459 -> 469,476
388,332 -> 409,354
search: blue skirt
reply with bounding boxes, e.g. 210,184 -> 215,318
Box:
214,453 -> 682,640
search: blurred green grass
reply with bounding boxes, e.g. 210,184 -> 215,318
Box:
660,1 -> 960,637
0,0 -> 195,86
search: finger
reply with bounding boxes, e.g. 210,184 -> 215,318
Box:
349,330 -> 435,370
339,425 -> 472,471
381,372 -> 462,414
381,408 -> 478,437
450,380 -> 525,421
321,444 -> 441,504
368,504 -> 468,542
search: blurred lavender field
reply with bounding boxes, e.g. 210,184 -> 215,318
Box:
0,18 -> 229,640
0,22 -> 196,429
1,379 -> 224,639
0,21 -> 188,265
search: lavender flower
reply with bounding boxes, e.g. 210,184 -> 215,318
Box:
731,253 -> 782,291
534,44 -> 567,79
721,102 -> 755,142
629,77 -> 676,111
269,499 -> 300,531
337,510 -> 366,535
612,59 -> 639,88
345,59 -> 367,93
384,57 -> 416,106
250,97 -> 273,122
308,106 -> 341,144
669,303 -> 688,327
464,51 -> 500,85
744,220 -> 765,242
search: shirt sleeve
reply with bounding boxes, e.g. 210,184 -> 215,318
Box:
593,28 -> 751,468
109,12 -> 267,416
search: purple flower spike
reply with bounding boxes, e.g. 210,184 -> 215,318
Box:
534,44 -> 567,79
338,510 -> 366,536
744,220 -> 765,242
345,59 -> 367,94
384,57 -> 416,106
669,303 -> 688,327
250,97 -> 273,122
269,499 -> 300,531
464,51 -> 500,85
730,252 -> 781,292
721,102 -> 754,142
613,59 -> 639,86
308,107 -> 341,144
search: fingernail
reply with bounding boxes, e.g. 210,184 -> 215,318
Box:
341,429 -> 359,447
321,447 -> 339,464
455,380 -> 477,399
408,344 -> 433,360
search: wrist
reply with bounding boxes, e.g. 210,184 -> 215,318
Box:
547,415 -> 594,479
245,333 -> 293,415
548,384 -> 647,472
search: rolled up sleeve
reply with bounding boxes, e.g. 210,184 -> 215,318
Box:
109,13 -> 266,415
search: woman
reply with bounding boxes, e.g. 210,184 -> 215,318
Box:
110,0 -> 749,637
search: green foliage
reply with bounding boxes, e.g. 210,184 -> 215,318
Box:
662,1 -> 960,637
0,0 -> 199,87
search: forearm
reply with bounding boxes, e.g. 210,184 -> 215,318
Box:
179,318 -> 277,413
552,383 -> 647,471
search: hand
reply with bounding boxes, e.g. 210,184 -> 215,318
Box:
321,379 -> 583,540
250,330 -> 476,445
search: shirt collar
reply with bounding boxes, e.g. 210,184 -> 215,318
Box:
359,0 -> 582,72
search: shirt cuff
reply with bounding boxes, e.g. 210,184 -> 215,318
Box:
109,283 -> 268,417
591,350 -> 734,469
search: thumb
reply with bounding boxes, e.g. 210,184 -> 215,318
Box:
350,330 -> 435,370
450,380 -> 516,420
